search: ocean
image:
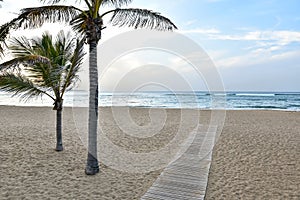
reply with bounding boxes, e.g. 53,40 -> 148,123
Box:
0,91 -> 300,111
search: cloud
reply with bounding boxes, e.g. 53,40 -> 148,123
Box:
185,19 -> 198,26
234,31 -> 300,54
210,30 -> 300,43
216,50 -> 300,69
182,27 -> 300,45
219,51 -> 300,92
181,28 -> 300,66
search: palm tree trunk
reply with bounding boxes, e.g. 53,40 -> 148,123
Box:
55,108 -> 63,151
85,39 -> 100,175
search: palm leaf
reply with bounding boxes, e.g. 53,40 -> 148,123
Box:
40,0 -> 64,4
101,0 -> 132,7
32,33 -> 57,59
9,34 -> 59,89
0,55 -> 50,71
104,8 -> 177,31
70,11 -> 90,35
0,5 -> 81,57
55,30 -> 76,62
9,36 -> 36,57
70,10 -> 104,41
61,37 -> 85,96
1,30 -> 84,104
0,19 -> 20,56
19,5 -> 81,29
39,0 -> 83,5
0,72 -> 54,101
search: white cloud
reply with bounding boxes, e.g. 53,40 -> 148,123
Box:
182,28 -> 300,65
208,30 -> 300,52
219,51 -> 300,92
185,19 -> 198,26
216,50 -> 300,69
211,30 -> 300,43
182,27 -> 300,45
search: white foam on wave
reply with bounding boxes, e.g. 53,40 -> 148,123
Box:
235,93 -> 275,97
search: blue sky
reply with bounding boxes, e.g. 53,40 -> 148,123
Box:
1,0 -> 300,92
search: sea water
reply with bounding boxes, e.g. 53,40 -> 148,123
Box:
0,91 -> 300,111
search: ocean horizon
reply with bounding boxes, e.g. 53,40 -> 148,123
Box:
0,90 -> 300,111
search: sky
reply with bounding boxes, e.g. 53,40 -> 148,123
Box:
0,0 -> 300,92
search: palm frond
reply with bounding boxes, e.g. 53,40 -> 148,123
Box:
70,12 -> 89,35
55,30 -> 76,60
0,72 -> 54,101
83,0 -> 92,10
104,8 -> 177,31
40,0 -> 63,4
70,10 -> 104,42
32,32 -> 57,59
1,30 -> 85,102
0,55 -> 50,71
32,31 -> 73,67
25,63 -> 53,88
61,38 -> 85,96
101,0 -> 132,7
9,36 -> 35,57
19,5 -> 81,29
39,0 -> 83,5
0,5 -> 81,57
0,19 -> 20,57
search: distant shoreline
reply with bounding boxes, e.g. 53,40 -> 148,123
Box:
1,105 -> 299,112
1,91 -> 299,111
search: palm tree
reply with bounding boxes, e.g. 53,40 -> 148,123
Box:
0,30 -> 85,151
0,0 -> 177,175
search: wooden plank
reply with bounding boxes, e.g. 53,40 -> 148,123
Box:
145,189 -> 202,200
166,163 -> 209,172
160,172 -> 206,182
150,184 -> 205,195
147,187 -> 202,198
141,124 -> 218,200
151,181 -> 207,194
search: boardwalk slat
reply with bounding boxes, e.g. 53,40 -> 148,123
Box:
150,184 -> 205,195
146,189 -> 202,200
147,187 -> 202,198
141,124 -> 218,200
154,179 -> 208,192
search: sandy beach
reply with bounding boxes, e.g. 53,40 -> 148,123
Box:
0,106 -> 299,199
206,110 -> 300,199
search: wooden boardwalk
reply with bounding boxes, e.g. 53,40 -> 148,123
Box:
141,125 -> 218,200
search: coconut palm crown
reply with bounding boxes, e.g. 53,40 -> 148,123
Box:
0,30 -> 85,151
0,0 -> 177,175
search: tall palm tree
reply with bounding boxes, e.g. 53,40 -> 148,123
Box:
0,30 -> 85,151
0,0 -> 177,175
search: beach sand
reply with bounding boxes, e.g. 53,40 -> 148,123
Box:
206,110 -> 300,199
0,106 -> 299,199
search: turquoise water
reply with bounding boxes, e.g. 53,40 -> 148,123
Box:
0,91 -> 300,111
